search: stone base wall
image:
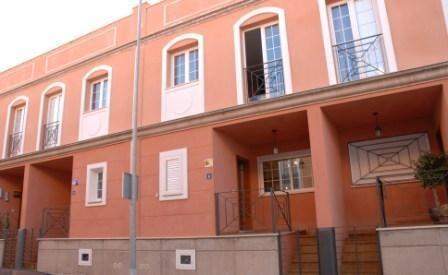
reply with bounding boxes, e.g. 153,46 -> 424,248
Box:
378,225 -> 448,275
0,239 -> 4,268
37,234 -> 280,275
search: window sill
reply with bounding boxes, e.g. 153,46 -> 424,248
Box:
259,188 -> 315,197
85,200 -> 106,207
166,80 -> 200,93
82,107 -> 108,117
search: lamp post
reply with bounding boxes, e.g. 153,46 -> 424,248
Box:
130,0 -> 143,274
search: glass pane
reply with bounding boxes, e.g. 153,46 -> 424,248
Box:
91,82 -> 102,110
189,49 -> 199,82
174,54 -> 186,86
101,79 -> 109,108
13,108 -> 24,133
264,24 -> 284,96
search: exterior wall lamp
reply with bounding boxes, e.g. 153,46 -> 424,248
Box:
373,112 -> 383,138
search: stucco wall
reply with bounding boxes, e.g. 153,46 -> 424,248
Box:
0,239 -> 4,268
37,235 -> 280,275
378,225 -> 448,275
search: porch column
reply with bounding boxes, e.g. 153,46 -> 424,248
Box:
440,83 -> 448,153
307,106 -> 346,228
19,164 -> 71,236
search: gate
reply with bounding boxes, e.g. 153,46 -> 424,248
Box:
1,210 -> 19,269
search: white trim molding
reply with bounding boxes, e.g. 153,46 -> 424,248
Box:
78,65 -> 112,141
159,148 -> 188,201
85,161 -> 108,207
376,0 -> 398,72
233,6 -> 293,105
36,82 -> 66,150
442,0 -> 448,32
2,96 -> 29,159
161,33 -> 205,122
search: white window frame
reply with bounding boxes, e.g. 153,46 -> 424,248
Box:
36,82 -> 66,150
327,0 -> 387,79
171,47 -> 199,87
233,7 -> 293,105
443,0 -> 448,32
2,96 -> 29,158
85,162 -> 107,207
13,106 -> 25,134
159,148 -> 188,201
242,21 -> 284,98
257,150 -> 314,196
318,0 -> 397,85
89,77 -> 109,111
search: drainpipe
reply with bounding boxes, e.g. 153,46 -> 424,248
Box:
130,0 -> 143,274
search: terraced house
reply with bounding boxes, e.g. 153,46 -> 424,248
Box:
0,0 -> 448,274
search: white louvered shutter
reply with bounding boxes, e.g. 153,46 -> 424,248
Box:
159,148 -> 188,200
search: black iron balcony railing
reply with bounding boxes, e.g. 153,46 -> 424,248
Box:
244,59 -> 285,102
333,33 -> 387,83
8,131 -> 23,157
42,121 -> 60,149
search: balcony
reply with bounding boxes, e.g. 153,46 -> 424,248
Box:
42,121 -> 60,149
244,59 -> 285,102
333,34 -> 387,83
8,132 -> 23,157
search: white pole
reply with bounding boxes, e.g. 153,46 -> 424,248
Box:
130,0 -> 143,274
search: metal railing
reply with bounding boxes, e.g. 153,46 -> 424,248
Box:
215,188 -> 291,235
8,131 -> 23,157
333,34 -> 387,83
42,121 -> 60,149
39,208 -> 70,238
335,226 -> 383,275
244,59 -> 285,102
278,229 -> 320,275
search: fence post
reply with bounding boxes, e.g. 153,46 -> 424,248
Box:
277,234 -> 283,275
271,189 -> 277,233
215,193 -> 220,236
286,192 -> 292,231
376,177 -> 387,227
15,228 -> 26,269
317,227 -> 338,275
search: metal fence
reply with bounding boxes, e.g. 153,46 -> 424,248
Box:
334,226 -> 383,275
278,229 -> 319,275
215,188 -> 291,235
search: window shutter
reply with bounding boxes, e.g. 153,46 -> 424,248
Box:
160,148 -> 188,200
165,158 -> 182,195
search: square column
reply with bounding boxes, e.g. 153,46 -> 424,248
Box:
307,106 -> 346,228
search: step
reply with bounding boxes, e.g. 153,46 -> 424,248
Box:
340,261 -> 381,273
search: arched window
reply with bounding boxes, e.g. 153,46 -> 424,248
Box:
161,33 -> 205,121
233,7 -> 293,104
36,82 -> 65,150
79,65 -> 112,140
3,96 -> 29,158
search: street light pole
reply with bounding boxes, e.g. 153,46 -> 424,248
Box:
130,0 -> 143,274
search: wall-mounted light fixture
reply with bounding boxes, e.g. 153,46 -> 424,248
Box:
272,129 -> 279,154
373,112 -> 383,138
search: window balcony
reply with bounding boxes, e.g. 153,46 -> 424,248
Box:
244,59 -> 285,102
42,121 -> 60,149
333,34 -> 387,83
8,132 -> 23,157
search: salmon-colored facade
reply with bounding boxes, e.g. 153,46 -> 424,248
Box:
0,0 -> 448,263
